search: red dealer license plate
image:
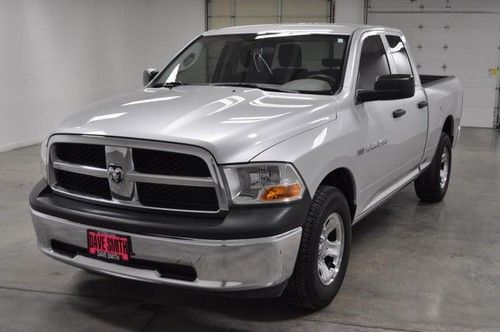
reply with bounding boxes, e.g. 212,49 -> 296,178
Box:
87,230 -> 131,262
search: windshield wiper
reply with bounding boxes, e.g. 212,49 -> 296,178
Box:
213,83 -> 298,93
152,81 -> 186,89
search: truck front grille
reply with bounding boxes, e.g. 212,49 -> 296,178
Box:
47,135 -> 227,214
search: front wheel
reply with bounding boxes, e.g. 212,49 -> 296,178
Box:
414,132 -> 452,202
284,185 -> 351,310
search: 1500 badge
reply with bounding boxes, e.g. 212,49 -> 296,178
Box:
357,138 -> 388,156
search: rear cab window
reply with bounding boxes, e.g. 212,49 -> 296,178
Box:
385,35 -> 413,75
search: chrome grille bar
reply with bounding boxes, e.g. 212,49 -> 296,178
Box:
127,172 -> 215,187
52,161 -> 108,178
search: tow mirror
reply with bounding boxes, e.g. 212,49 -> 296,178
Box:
143,68 -> 159,86
356,74 -> 415,103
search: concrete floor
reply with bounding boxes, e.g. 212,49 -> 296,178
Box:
0,128 -> 499,332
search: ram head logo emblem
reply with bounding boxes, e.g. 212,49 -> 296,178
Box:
108,165 -> 124,185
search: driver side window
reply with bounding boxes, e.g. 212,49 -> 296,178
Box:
356,35 -> 391,90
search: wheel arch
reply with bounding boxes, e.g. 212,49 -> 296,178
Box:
442,115 -> 454,144
318,167 -> 357,222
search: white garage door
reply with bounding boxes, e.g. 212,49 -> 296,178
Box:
207,0 -> 333,29
368,0 -> 500,128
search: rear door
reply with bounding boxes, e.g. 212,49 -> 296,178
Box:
383,33 -> 428,171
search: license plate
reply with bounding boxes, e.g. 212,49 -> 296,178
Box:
87,230 -> 131,262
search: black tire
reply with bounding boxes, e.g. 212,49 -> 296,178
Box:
414,132 -> 452,202
284,185 -> 351,310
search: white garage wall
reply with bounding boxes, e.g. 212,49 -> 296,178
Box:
0,0 -> 205,152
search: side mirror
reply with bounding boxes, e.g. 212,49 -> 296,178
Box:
143,68 -> 159,86
356,74 -> 415,103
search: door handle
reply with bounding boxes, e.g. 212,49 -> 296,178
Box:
392,109 -> 406,118
418,100 -> 428,109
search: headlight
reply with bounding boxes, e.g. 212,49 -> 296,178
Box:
40,137 -> 49,180
222,163 -> 305,205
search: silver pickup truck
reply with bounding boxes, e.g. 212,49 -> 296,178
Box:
30,24 -> 462,309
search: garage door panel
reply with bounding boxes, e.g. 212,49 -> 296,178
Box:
461,107 -> 494,128
235,17 -> 278,25
445,54 -> 498,72
368,13 -> 421,27
418,14 -> 462,28
282,0 -> 330,17
420,0 -> 449,10
450,73 -> 495,90
440,0 -> 500,11
209,0 -> 332,30
412,32 -> 452,45
409,33 -> 497,50
371,13 -> 500,30
443,28 -> 500,40
368,1 -> 500,127
417,66 -> 448,77
462,88 -> 497,109
368,13 -> 498,31
421,0 -> 500,11
282,17 -> 329,23
210,17 -> 232,29
368,10 -> 499,30
415,60 -> 446,71
369,0 -> 422,11
211,0 -> 232,16
235,0 -> 278,16
443,30 -> 499,47
398,29 -> 418,41
426,14 -> 500,29
440,40 -> 498,53
414,53 -> 445,65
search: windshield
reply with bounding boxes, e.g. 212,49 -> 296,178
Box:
152,33 -> 350,94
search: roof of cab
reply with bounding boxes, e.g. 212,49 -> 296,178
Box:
203,23 -> 380,36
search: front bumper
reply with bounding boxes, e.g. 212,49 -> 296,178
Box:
31,209 -> 302,292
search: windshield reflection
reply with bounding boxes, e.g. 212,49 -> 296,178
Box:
151,33 -> 350,95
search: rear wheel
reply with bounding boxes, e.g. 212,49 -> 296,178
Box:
414,132 -> 452,202
284,185 -> 351,310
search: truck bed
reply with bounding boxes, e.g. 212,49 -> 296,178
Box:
420,75 -> 456,87
422,75 -> 463,152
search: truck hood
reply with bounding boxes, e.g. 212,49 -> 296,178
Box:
55,86 -> 339,163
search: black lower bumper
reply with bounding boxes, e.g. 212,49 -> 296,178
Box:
29,179 -> 311,240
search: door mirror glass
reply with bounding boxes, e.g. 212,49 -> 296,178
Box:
143,68 -> 159,86
356,74 -> 415,103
